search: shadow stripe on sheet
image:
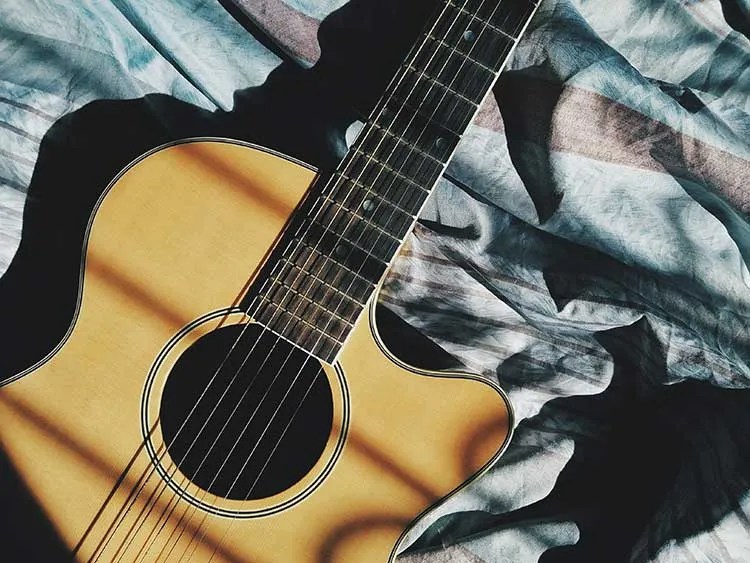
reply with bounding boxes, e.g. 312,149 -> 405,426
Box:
0,147 -> 36,169
0,96 -> 56,122
0,121 -> 42,144
0,176 -> 27,192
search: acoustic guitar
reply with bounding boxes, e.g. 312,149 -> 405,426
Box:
0,0 -> 538,560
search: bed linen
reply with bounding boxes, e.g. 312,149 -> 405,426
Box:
1,0 -> 749,561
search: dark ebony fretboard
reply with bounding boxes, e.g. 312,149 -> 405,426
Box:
249,0 -> 540,362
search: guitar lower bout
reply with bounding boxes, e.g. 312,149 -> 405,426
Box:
0,138 -> 512,562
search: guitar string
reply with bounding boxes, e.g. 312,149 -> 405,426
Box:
189,1 -> 519,561
158,0 -> 525,559
106,0 -> 520,556
154,0 -> 496,558
93,0 -> 470,559
157,0 -> 487,557
99,0 -> 526,559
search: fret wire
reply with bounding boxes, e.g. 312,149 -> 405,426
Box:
413,38 -> 496,100
277,257 -> 367,308
461,0 -> 539,38
269,303 -> 347,345
344,0 -> 525,352
242,280 -> 341,364
338,194 -> 415,240
330,172 -> 419,219
438,0 -> 538,131
405,64 -> 481,105
335,162 -> 430,233
337,148 -> 433,213
377,106 -> 461,159
371,124 -> 444,165
430,4 -> 516,70
326,152 -> 432,289
246,218 -> 374,357
386,77 -> 476,135
255,299 -> 342,358
313,214 -> 401,267
299,230 -> 388,292
334,171 -> 425,219
406,94 -> 473,136
349,148 -> 432,193
310,132 -> 446,322
311,213 -> 398,264
371,109 -> 460,158
296,225 -> 388,283
258,297 -> 346,348
293,203 -> 397,260
302,0 -> 472,302
321,195 -> 408,242
425,34 -> 496,73
357,134 -> 439,244
418,40 -> 511,124
446,0 -> 516,40
410,6 -> 517,141
320,197 -> 404,243
291,235 -> 384,285
325,169 -> 425,252
386,45 -> 480,134
390,98 -> 472,137
267,280 -> 354,331
246,241 -> 303,313
270,245 -> 372,330
290,241 -> 376,289
362,149 -> 438,194
347,115 -> 450,202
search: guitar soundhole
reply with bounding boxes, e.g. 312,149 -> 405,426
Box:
160,323 -> 333,501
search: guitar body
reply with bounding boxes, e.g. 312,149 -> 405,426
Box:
0,139 -> 511,562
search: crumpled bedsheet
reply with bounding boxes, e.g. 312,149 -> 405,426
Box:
1,0 -> 749,561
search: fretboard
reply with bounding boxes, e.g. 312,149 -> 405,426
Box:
249,0 -> 540,362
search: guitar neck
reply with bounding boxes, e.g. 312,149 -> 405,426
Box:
250,0 -> 540,362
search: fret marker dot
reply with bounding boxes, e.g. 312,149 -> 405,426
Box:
463,29 -> 476,42
334,244 -> 348,258
362,199 -> 375,213
435,137 -> 447,150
